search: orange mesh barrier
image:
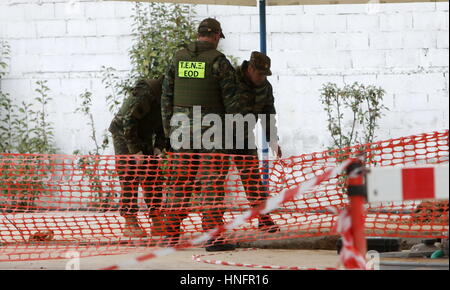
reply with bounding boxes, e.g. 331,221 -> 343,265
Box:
0,130 -> 448,261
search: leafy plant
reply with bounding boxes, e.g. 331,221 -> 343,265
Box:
32,80 -> 58,154
130,2 -> 197,80
0,93 -> 14,153
69,3 -> 199,211
0,70 -> 57,154
95,2 -> 198,155
99,2 -> 198,108
320,82 -> 388,150
101,66 -> 127,116
0,41 -> 10,77
12,101 -> 34,154
72,90 -> 115,210
0,41 -> 13,153
2,81 -> 58,209
320,82 -> 388,198
0,41 -> 58,212
74,91 -> 109,156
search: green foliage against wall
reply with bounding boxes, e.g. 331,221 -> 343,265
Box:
0,41 -> 57,155
1,41 -> 58,212
320,82 -> 388,150
320,82 -> 389,195
130,2 -> 197,80
100,2 -> 198,116
69,3 -> 199,210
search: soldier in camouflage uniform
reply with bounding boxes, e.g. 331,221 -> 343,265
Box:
109,77 -> 169,238
161,18 -> 236,251
224,51 -> 282,233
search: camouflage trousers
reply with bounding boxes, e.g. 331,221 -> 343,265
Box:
165,147 -> 270,232
165,149 -> 231,232
232,149 -> 270,208
113,134 -> 164,218
164,106 -> 232,232
164,106 -> 271,233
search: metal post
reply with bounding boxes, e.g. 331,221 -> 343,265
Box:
259,0 -> 267,54
259,0 -> 269,181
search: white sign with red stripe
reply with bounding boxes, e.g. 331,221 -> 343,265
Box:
366,164 -> 449,202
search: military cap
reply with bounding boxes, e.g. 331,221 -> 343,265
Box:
249,51 -> 272,76
198,18 -> 225,39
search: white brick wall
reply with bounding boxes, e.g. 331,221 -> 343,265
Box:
36,20 -> 66,37
283,15 -> 315,33
379,12 -> 413,32
347,14 -> 379,32
0,0 -> 448,157
369,31 -> 404,49
351,50 -> 386,68
66,19 -> 97,36
335,32 -> 369,50
314,14 -> 348,32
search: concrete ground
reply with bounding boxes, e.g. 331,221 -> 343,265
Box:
1,212 -> 447,270
0,246 -> 447,270
0,248 -> 341,270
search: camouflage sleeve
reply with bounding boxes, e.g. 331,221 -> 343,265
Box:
153,106 -> 169,151
261,83 -> 279,143
221,64 -> 250,115
223,87 -> 250,115
161,59 -> 175,138
262,83 -> 276,115
122,80 -> 152,154
212,56 -> 236,109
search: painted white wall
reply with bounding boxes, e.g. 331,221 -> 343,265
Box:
0,0 -> 448,157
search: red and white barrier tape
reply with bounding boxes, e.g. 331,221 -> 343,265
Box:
192,248 -> 338,270
100,158 -> 356,270
366,164 -> 449,202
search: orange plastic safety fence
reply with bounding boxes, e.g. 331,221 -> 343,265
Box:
0,130 -> 448,261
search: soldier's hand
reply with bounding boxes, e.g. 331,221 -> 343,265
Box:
269,141 -> 282,159
276,147 -> 283,159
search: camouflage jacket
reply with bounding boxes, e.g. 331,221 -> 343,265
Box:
109,78 -> 167,155
161,41 -> 236,139
223,60 -> 279,150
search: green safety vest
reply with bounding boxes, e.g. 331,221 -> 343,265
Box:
173,45 -> 224,109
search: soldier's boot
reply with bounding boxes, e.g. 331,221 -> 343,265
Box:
149,211 -> 168,236
122,215 -> 148,238
160,216 -> 182,247
202,211 -> 236,252
258,214 -> 280,233
205,237 -> 236,252
161,233 -> 181,247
